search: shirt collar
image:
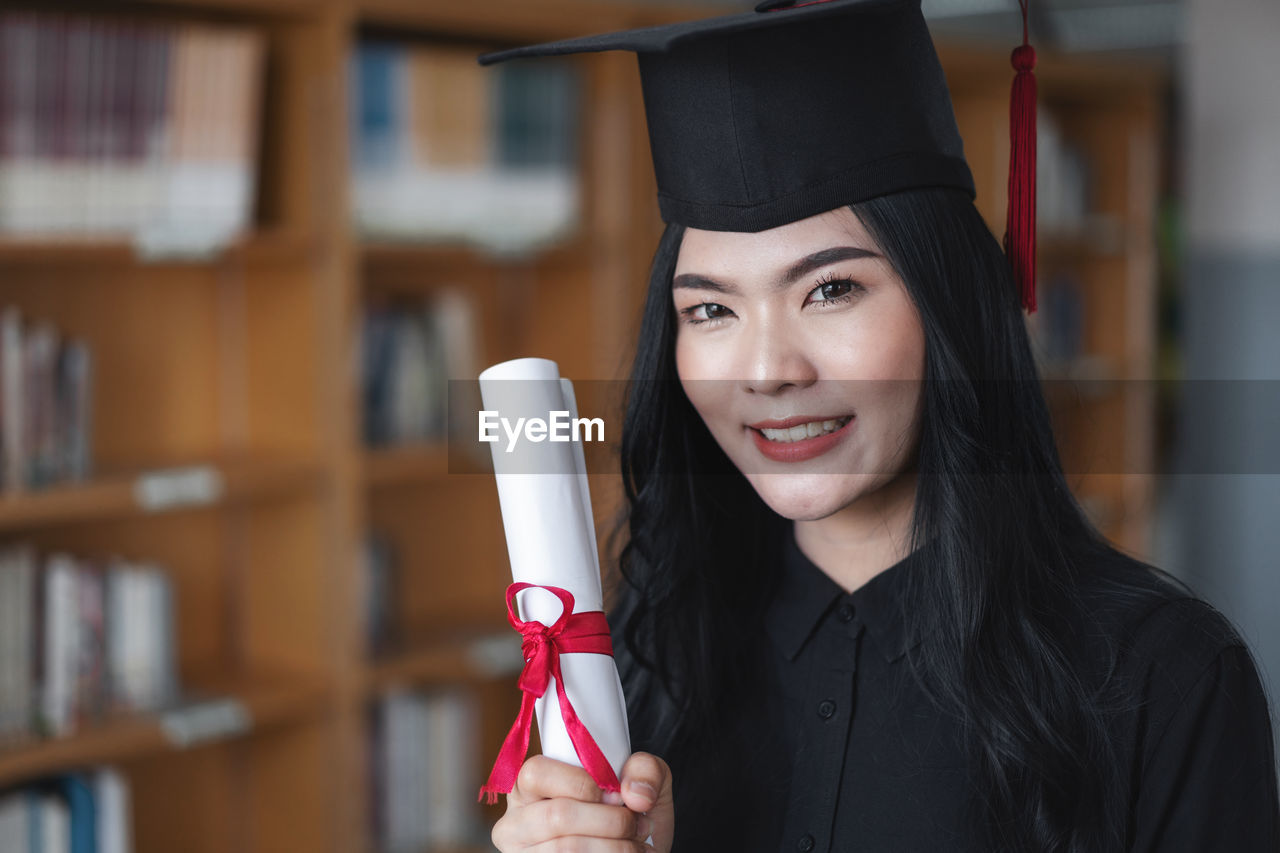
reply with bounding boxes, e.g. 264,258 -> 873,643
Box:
765,527 -> 935,664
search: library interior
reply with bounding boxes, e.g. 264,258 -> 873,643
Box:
0,0 -> 1276,851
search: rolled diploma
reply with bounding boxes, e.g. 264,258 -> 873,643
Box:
478,357 -> 631,785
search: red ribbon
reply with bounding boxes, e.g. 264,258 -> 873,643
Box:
477,582 -> 621,804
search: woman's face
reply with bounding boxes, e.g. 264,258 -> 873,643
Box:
672,205 -> 925,522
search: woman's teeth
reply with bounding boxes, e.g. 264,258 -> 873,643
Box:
759,416 -> 851,443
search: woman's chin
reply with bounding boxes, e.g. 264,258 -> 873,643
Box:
746,472 -> 879,521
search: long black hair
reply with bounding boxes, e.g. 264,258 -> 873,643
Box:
605,186 -> 1194,851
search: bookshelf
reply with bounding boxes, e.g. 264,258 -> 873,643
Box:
938,42 -> 1165,557
0,3 -> 1165,853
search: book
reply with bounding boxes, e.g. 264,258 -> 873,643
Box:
0,543 -> 179,740
41,552 -> 81,737
408,47 -> 491,170
0,11 -> 265,251
0,305 -> 95,494
351,40 -> 407,172
29,786 -> 70,853
52,774 -> 98,853
0,552 -> 16,738
93,766 -> 132,853
385,308 -> 440,443
431,288 -> 484,456
1037,106 -> 1094,232
56,337 -> 94,483
362,533 -> 399,656
75,558 -> 108,727
0,767 -> 133,853
24,321 -> 60,489
380,687 -> 430,853
350,39 -> 581,253
3,305 -> 25,491
369,687 -> 481,851
361,304 -> 398,446
424,690 -> 478,845
362,291 -> 481,449
0,791 -> 27,850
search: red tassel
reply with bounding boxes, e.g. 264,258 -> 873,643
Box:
1005,0 -> 1038,314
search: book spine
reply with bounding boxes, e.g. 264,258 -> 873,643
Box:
76,558 -> 107,726
0,791 -> 30,851
226,28 -> 265,238
14,544 -> 35,739
0,550 -> 13,739
63,15 -> 91,234
104,561 -> 123,711
44,13 -> 69,234
43,553 -> 80,736
1,14 -> 38,232
115,19 -> 144,234
93,766 -> 132,853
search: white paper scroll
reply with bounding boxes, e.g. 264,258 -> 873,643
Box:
477,357 -> 631,784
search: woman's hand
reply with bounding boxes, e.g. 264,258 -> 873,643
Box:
491,752 -> 675,852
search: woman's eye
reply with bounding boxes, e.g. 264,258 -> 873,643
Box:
807,276 -> 863,305
680,302 -> 733,326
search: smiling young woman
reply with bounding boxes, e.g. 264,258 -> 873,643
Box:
599,186 -> 1279,853
671,206 -> 926,591
478,1 -> 1280,851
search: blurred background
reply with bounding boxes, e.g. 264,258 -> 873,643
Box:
0,0 -> 1274,850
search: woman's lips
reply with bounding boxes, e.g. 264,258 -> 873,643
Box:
749,416 -> 855,463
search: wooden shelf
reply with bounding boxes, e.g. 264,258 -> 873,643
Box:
0,228 -> 315,270
0,669 -> 328,788
360,237 -> 587,282
0,454 -> 326,532
1039,215 -> 1128,259
363,442 -> 492,488
356,0 -> 641,41
364,627 -> 522,696
363,442 -> 449,487
936,40 -> 1166,102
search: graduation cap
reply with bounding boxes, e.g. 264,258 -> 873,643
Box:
479,0 -> 1038,312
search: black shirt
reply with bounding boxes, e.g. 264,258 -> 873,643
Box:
667,530 -> 1280,852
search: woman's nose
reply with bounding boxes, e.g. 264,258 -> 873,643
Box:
740,320 -> 818,395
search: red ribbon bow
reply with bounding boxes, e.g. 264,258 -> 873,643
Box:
478,582 -> 620,804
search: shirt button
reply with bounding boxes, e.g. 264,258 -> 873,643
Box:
797,834 -> 815,852
817,699 -> 837,720
837,604 -> 854,623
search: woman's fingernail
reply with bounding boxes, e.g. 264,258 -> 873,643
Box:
636,815 -> 653,839
629,780 -> 657,803
602,789 -> 624,806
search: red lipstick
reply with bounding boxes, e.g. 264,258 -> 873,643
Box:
748,415 -> 855,463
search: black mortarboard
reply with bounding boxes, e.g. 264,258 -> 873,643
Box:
479,0 -> 1040,312
479,0 -> 973,234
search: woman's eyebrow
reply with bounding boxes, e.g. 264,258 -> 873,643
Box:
672,245 -> 880,294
